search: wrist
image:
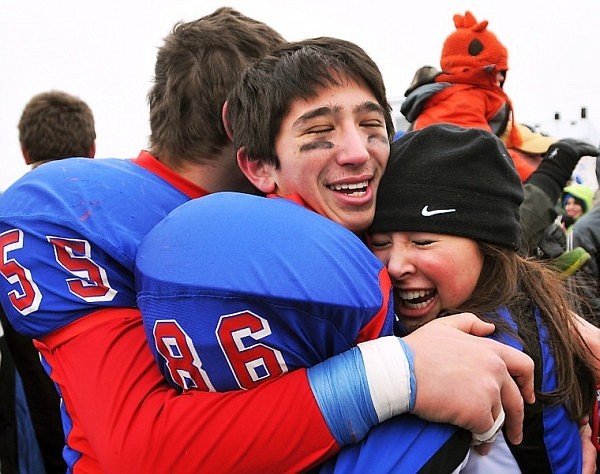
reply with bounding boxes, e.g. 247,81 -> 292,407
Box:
306,336 -> 415,446
358,336 -> 415,417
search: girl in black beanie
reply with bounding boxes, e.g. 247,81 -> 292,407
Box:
368,123 -> 599,472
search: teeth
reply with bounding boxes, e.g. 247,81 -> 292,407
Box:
399,289 -> 430,300
404,300 -> 429,310
398,289 -> 435,310
329,180 -> 368,191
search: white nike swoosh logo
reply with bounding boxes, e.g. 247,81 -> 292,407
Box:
421,205 -> 456,217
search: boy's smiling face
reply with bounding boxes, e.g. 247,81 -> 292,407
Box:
268,79 -> 390,234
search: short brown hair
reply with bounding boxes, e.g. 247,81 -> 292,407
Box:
18,90 -> 95,164
226,36 -> 395,168
147,7 -> 285,165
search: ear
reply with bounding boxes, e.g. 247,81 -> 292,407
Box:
237,147 -> 276,194
88,140 -> 96,158
21,144 -> 32,165
222,101 -> 234,142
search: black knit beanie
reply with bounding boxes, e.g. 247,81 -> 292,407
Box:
371,123 -> 524,250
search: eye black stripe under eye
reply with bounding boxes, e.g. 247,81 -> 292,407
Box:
299,142 -> 334,152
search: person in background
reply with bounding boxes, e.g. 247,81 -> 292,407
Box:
400,11 -> 522,148
566,156 -> 600,329
18,90 -> 96,168
499,122 -> 600,278
0,10 -> 534,472
364,123 -> 599,473
0,90 -> 96,474
561,183 -> 595,230
400,10 -> 600,267
566,169 -> 600,473
568,204 -> 600,329
0,320 -> 19,474
503,123 -> 557,183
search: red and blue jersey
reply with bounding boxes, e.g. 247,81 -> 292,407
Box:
0,151 -> 206,338
0,154 -> 341,472
136,193 -> 393,392
136,192 -> 475,473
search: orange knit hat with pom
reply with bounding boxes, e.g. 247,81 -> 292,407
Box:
440,11 -> 508,73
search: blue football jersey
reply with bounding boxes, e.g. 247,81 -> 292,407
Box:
136,192 -> 394,392
0,152 -> 207,337
136,192 -> 475,472
318,415 -> 470,473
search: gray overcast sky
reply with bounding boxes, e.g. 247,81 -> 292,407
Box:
2,0 -> 599,191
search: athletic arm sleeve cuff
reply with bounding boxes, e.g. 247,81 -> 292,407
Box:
306,336 -> 415,446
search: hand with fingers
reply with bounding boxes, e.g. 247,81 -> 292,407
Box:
403,312 -> 535,446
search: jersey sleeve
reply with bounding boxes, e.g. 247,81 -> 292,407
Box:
0,218 -> 136,337
37,307 -> 340,473
317,414 -> 470,473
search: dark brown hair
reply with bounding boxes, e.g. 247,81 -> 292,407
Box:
18,90 -> 95,164
450,243 -> 597,420
226,36 -> 395,167
147,7 -> 285,166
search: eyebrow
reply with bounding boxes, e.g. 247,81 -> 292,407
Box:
291,101 -> 385,131
355,101 -> 386,116
291,105 -> 341,130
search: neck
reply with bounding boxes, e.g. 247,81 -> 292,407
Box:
158,146 -> 258,194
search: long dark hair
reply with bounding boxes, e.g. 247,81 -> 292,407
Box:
448,242 -> 597,420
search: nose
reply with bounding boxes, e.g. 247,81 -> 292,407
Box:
385,246 -> 416,281
336,126 -> 369,166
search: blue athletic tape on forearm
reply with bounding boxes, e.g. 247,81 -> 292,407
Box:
307,346 -> 378,446
306,336 -> 415,446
